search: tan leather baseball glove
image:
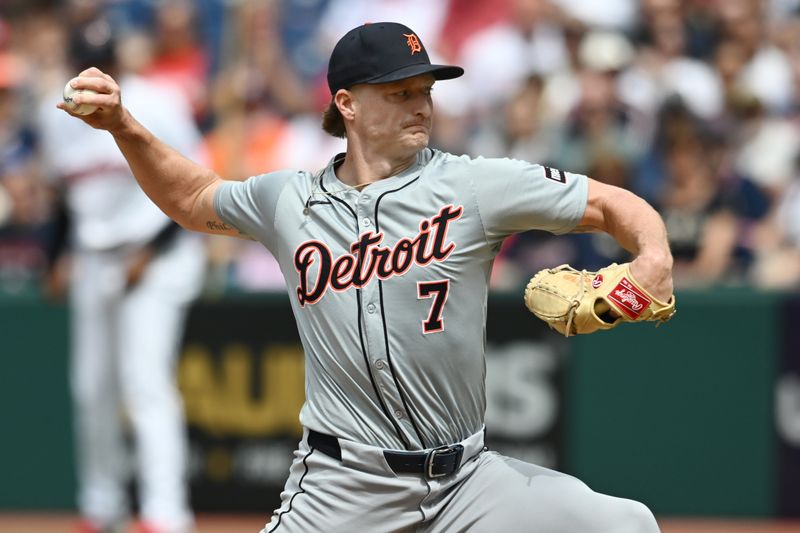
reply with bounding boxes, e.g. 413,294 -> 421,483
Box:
524,262 -> 676,337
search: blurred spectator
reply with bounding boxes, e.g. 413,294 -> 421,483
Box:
734,114 -> 800,192
0,46 -> 52,296
682,0 -> 724,61
713,37 -> 799,196
550,32 -> 644,177
144,0 -> 210,121
620,0 -> 724,121
279,0 -> 335,82
0,50 -> 32,170
0,167 -> 53,295
642,102 -> 770,286
656,133 -> 738,286
36,11 -> 205,532
750,172 -> 800,288
718,0 -> 795,114
468,75 -> 554,162
11,6 -> 70,102
747,36 -> 800,288
232,1 -> 316,117
457,0 -> 573,116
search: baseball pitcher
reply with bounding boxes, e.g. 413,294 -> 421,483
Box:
59,22 -> 673,533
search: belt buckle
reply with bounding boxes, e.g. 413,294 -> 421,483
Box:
425,444 -> 464,479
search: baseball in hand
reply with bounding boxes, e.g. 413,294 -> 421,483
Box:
63,80 -> 99,115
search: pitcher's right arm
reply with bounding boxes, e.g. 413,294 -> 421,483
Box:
57,67 -> 240,237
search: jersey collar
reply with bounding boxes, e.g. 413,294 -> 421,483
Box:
322,149 -> 433,194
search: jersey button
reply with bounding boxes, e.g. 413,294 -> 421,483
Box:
367,303 -> 376,313
361,194 -> 370,201
394,410 -> 404,419
362,218 -> 371,227
375,359 -> 386,369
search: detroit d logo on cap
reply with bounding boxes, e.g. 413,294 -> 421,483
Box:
403,33 -> 422,54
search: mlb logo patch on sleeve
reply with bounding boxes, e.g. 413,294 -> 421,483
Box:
544,166 -> 567,183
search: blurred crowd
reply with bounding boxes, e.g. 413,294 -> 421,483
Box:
1,0 -> 800,296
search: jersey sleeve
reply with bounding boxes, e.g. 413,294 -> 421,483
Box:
469,156 -> 588,240
214,170 -> 299,252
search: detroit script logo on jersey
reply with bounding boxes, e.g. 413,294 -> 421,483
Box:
293,205 -> 463,306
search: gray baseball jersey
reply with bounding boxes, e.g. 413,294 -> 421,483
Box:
214,148 -> 586,451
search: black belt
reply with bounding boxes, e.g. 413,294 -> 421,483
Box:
308,430 -> 465,479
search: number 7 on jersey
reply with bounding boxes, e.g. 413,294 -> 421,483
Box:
417,280 -> 449,334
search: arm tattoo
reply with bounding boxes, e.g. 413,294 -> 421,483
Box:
205,219 -> 254,240
206,220 -> 235,232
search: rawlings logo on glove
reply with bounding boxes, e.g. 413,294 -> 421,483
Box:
524,263 -> 676,337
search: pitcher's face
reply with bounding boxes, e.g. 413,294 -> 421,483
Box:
348,74 -> 435,158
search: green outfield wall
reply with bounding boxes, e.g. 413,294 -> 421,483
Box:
567,289 -> 783,517
0,289 -> 796,516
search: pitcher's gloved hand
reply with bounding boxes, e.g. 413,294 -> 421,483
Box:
524,262 -> 676,337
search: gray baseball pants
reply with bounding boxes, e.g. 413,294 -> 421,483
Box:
262,428 -> 660,533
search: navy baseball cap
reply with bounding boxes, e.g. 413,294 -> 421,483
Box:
327,22 -> 464,94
